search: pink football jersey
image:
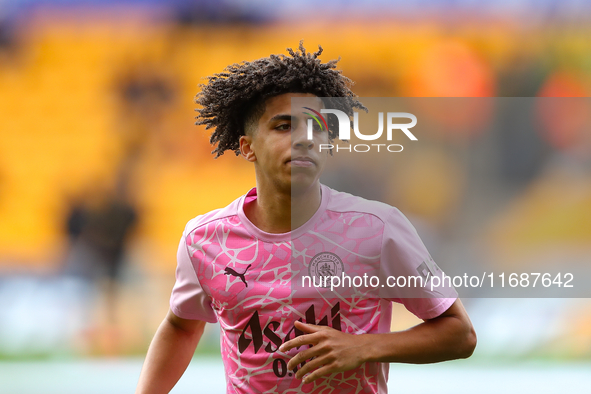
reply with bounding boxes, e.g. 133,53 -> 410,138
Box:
170,184 -> 457,393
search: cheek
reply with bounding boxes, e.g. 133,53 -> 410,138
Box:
314,132 -> 329,145
317,149 -> 330,167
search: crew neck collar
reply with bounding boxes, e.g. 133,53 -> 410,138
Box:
237,184 -> 329,243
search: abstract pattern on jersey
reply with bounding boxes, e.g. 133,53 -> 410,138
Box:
171,185 -> 457,394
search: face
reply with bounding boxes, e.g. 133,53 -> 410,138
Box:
239,93 -> 329,195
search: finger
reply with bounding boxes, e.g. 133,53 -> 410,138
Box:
280,321 -> 334,352
293,320 -> 314,331
293,355 -> 327,380
279,332 -> 319,353
303,364 -> 334,384
294,320 -> 327,333
286,344 -> 325,371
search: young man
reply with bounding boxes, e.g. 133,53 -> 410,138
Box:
136,43 -> 476,394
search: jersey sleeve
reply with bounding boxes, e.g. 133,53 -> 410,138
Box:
169,227 -> 218,323
379,208 -> 457,320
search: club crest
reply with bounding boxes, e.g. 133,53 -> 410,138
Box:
308,252 -> 344,288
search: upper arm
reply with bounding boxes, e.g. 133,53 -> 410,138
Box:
166,308 -> 207,335
425,298 -> 477,357
425,298 -> 474,333
428,298 -> 469,321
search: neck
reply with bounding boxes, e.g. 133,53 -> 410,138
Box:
245,180 -> 322,234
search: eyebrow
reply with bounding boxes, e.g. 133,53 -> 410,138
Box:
267,114 -> 292,123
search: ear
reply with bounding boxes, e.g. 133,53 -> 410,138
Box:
239,135 -> 256,162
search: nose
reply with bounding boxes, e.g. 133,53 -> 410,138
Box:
292,119 -> 315,150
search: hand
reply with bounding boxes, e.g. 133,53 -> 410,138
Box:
278,321 -> 368,384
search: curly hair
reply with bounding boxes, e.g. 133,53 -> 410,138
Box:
195,41 -> 366,157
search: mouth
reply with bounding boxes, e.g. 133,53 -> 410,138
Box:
288,156 -> 316,167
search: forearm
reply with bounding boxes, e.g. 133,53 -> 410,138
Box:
362,301 -> 476,364
136,311 -> 206,394
362,315 -> 475,364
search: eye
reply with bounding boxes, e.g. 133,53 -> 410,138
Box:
313,122 -> 324,132
305,117 -> 324,133
276,123 -> 291,131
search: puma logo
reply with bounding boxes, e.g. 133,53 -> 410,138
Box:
224,264 -> 252,287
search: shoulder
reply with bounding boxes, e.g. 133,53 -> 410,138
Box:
323,184 -> 399,224
183,193 -> 244,236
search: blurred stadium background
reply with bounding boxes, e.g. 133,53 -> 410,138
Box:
0,0 -> 590,393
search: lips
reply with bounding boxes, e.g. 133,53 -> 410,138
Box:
289,156 -> 316,167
